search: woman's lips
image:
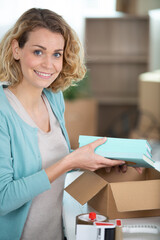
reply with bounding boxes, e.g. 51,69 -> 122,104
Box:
34,70 -> 53,78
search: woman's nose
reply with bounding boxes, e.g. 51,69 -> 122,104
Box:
42,56 -> 54,69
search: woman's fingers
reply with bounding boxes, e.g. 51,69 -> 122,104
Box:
119,164 -> 128,173
105,164 -> 128,173
95,154 -> 125,167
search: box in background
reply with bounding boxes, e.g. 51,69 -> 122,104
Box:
64,99 -> 98,149
138,70 -> 160,134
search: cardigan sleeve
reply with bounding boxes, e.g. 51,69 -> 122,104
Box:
0,114 -> 51,216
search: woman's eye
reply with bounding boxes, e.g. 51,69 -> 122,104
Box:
34,50 -> 42,56
54,52 -> 61,58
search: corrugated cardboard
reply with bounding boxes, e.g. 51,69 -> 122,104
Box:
65,167 -> 160,219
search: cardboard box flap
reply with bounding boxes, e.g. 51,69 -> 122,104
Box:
65,171 -> 107,205
110,180 -> 160,212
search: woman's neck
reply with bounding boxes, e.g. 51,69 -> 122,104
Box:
8,83 -> 44,113
8,82 -> 51,133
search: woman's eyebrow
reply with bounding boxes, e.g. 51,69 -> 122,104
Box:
32,45 -> 46,50
32,45 -> 64,52
55,49 -> 64,52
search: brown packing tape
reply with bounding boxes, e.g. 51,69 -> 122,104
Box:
76,213 -> 107,226
115,227 -> 123,240
76,215 -> 94,226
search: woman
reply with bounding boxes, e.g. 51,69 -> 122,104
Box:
0,8 -> 128,240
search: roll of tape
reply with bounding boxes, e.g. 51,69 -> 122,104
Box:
76,213 -> 107,226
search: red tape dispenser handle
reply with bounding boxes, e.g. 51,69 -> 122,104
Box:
89,212 -> 97,221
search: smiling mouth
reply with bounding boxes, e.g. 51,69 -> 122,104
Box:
34,70 -> 53,78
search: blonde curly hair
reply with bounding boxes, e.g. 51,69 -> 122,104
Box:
0,8 -> 86,92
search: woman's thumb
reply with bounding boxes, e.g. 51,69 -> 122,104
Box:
91,137 -> 107,150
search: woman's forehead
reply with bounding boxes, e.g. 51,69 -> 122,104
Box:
25,28 -> 65,48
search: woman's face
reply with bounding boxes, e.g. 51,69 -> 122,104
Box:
12,28 -> 65,90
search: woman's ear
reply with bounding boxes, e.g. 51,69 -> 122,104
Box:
11,39 -> 20,60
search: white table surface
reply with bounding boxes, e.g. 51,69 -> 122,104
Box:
63,171 -> 160,240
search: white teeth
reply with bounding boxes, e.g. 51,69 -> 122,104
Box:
35,70 -> 52,77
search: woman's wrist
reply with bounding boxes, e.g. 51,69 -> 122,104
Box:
45,154 -> 73,183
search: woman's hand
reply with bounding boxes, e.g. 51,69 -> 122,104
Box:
105,164 -> 127,173
63,137 -> 125,172
46,137 -> 143,183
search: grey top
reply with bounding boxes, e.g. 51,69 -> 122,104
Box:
4,88 -> 69,240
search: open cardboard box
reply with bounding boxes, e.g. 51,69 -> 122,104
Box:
65,167 -> 160,219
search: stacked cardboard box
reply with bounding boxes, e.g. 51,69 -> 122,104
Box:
138,70 -> 160,139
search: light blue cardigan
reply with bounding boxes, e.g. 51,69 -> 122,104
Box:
0,85 -> 71,240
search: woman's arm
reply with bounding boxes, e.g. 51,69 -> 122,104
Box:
0,116 -> 51,216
